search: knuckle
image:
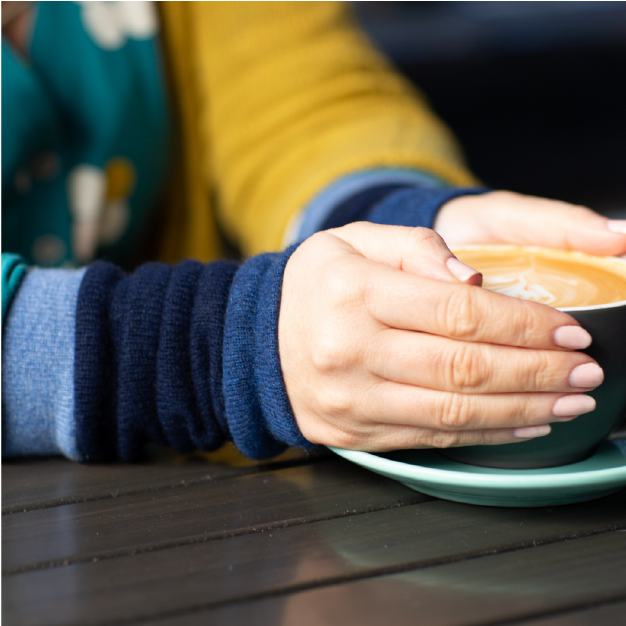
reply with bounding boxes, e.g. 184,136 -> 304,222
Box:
439,393 -> 474,429
426,430 -> 459,449
530,351 -> 553,390
329,427 -> 362,450
321,264 -> 363,309
447,344 -> 489,391
311,334 -> 343,373
510,306 -> 537,346
316,385 -> 353,418
472,429 -> 499,446
440,287 -> 481,340
511,394 -> 535,427
407,226 -> 441,248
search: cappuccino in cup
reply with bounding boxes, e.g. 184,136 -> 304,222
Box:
453,246 -> 626,308
441,245 -> 626,469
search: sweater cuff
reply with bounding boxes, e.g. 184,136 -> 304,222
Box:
283,168 -> 447,245
2,267 -> 86,460
223,244 -> 311,459
366,187 -> 490,230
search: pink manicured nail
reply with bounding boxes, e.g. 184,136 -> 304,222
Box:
553,326 -> 592,350
514,425 -> 551,439
553,415 -> 577,423
607,220 -> 626,234
552,394 -> 596,417
446,257 -> 482,284
568,363 -> 604,388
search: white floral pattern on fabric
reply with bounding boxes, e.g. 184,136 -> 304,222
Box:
68,165 -> 105,262
68,165 -> 106,223
67,159 -> 137,261
77,1 -> 158,51
3,1 -> 169,266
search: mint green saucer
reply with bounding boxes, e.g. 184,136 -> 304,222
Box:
329,441 -> 626,507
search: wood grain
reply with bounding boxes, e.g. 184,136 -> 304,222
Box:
2,459 -> 427,571
4,492 -> 624,626
139,531 -> 626,626
2,444 -> 318,513
509,600 -> 626,626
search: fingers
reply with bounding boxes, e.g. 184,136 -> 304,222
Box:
329,222 -> 482,286
436,191 -> 626,257
356,380 -> 595,432
322,421 -> 551,453
362,262 -> 583,350
501,194 -> 626,257
368,329 -> 603,394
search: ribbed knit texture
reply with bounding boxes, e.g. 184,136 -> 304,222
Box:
319,183 -> 414,231
289,167 -> 446,244
366,187 -> 489,229
74,248 -> 304,461
223,245 -> 309,459
2,267 -> 86,460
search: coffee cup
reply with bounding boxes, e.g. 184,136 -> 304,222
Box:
440,245 -> 626,469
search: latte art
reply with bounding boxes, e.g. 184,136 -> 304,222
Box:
453,246 -> 626,308
484,272 -> 577,306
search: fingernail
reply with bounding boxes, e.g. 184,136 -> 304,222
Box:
553,415 -> 577,422
514,425 -> 551,439
568,363 -> 604,388
446,257 -> 482,284
552,394 -> 596,417
607,220 -> 626,234
553,326 -> 592,350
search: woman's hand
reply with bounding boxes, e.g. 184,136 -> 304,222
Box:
278,222 -> 603,452
434,190 -> 626,256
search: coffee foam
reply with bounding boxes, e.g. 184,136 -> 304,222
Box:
453,246 -> 626,308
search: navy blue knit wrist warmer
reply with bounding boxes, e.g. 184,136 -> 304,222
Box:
366,187 -> 489,229
223,245 -> 310,459
74,246 -> 307,461
318,185 -> 489,234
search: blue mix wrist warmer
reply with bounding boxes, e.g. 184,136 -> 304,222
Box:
323,186 -> 489,231
74,246 -> 308,461
223,246 -> 309,459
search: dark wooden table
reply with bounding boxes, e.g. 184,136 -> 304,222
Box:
3,444 -> 626,626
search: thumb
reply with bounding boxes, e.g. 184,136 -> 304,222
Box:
330,222 -> 483,286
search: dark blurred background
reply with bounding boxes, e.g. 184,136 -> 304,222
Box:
354,1 -> 626,218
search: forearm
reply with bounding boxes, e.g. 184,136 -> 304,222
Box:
3,250 -> 309,461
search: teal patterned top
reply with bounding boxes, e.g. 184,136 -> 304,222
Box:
2,1 -> 170,269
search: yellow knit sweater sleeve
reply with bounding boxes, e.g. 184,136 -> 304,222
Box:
187,1 -> 477,256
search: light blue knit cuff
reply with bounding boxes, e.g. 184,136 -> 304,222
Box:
284,168 -> 447,245
2,266 -> 87,460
